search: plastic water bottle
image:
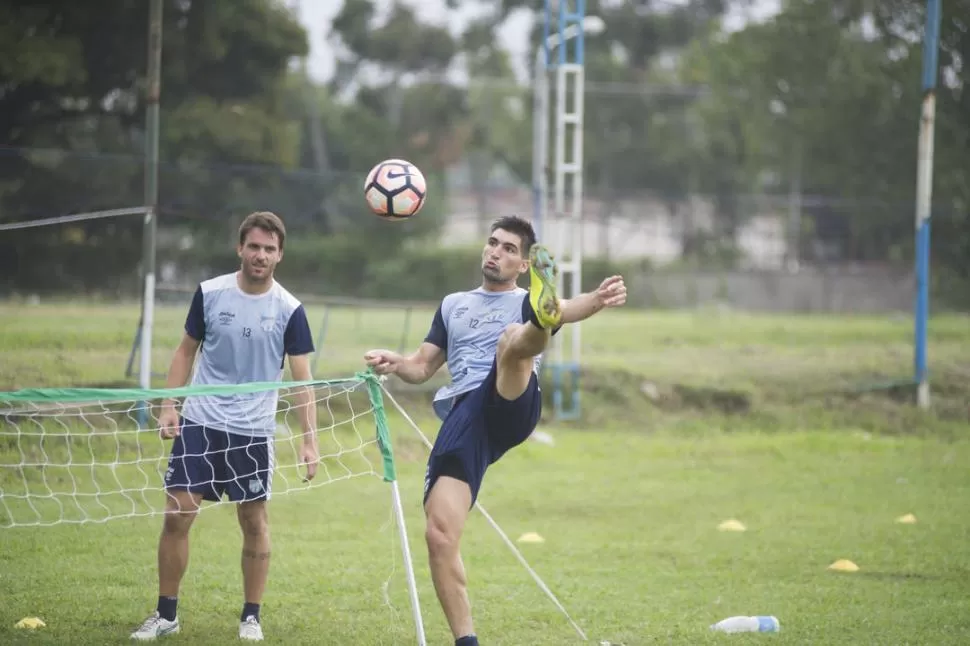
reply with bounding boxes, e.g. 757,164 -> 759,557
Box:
710,616 -> 780,633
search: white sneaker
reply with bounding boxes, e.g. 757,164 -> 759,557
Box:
239,615 -> 263,641
130,611 -> 180,640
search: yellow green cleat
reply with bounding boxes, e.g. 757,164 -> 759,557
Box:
528,244 -> 562,329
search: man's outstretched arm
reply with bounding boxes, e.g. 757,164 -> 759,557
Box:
365,342 -> 446,384
398,343 -> 447,384
366,303 -> 448,383
560,275 -> 627,324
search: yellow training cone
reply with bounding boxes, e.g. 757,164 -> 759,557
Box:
828,559 -> 860,572
895,513 -> 917,524
517,532 -> 545,544
15,617 -> 46,630
717,519 -> 747,532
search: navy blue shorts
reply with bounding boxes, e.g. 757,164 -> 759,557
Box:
163,418 -> 274,503
423,360 -> 542,507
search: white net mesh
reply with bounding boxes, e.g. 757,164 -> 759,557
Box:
0,375 -> 395,528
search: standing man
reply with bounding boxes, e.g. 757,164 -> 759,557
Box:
364,215 -> 626,645
131,211 -> 319,642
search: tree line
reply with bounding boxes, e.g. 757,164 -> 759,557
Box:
0,0 -> 967,306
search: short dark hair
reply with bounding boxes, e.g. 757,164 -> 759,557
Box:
490,215 -> 536,254
239,211 -> 286,250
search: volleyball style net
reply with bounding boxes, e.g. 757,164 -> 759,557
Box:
0,374 -> 397,527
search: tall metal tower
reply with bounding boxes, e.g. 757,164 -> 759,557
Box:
541,0 -> 587,420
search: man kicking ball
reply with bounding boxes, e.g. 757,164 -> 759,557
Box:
364,215 -> 626,645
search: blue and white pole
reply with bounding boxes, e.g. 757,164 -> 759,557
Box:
914,0 -> 941,409
532,2 -> 603,419
550,0 -> 586,420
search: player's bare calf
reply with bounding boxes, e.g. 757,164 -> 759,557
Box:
425,475 -> 475,639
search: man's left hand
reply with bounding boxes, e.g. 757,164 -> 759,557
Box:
299,440 -> 319,482
595,275 -> 627,308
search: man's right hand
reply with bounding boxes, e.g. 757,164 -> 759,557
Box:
363,349 -> 402,376
158,405 -> 181,440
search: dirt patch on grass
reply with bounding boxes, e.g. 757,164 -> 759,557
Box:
668,384 -> 752,413
531,367 -> 754,430
533,365 -> 968,436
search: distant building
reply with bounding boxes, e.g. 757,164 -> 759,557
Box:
440,156 -> 790,269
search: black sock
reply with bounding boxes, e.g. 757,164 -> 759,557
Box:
156,596 -> 178,622
241,602 -> 260,623
456,635 -> 479,646
525,297 -> 544,330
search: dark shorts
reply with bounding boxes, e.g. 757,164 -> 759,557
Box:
163,418 -> 274,503
423,360 -> 542,507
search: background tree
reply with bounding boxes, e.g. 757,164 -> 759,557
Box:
0,0 -> 308,293
679,0 -> 968,295
324,0 -> 464,249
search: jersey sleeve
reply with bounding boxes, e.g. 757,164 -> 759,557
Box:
184,286 -> 205,341
283,305 -> 315,356
423,305 -> 448,349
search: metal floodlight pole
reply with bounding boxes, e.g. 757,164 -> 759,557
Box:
139,0 -> 163,411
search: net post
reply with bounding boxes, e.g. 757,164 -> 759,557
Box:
360,370 -> 426,646
137,0 -> 163,428
125,315 -> 142,378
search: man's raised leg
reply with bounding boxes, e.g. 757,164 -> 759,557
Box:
495,244 -> 562,400
425,475 -> 477,644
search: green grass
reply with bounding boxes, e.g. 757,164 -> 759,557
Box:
1,301 -> 970,644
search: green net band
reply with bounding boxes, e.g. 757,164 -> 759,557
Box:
0,377 -> 365,404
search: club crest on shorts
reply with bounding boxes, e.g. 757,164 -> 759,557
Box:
248,478 -> 264,494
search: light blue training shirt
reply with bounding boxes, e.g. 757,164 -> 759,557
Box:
179,272 -> 314,437
424,287 -> 543,420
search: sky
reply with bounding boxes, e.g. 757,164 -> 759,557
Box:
291,0 -> 781,84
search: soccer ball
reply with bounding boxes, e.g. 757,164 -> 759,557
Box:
363,159 -> 427,220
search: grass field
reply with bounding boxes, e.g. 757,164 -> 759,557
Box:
1,301 -> 969,645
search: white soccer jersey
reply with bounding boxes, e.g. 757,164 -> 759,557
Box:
424,287 -> 543,420
179,272 -> 314,437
